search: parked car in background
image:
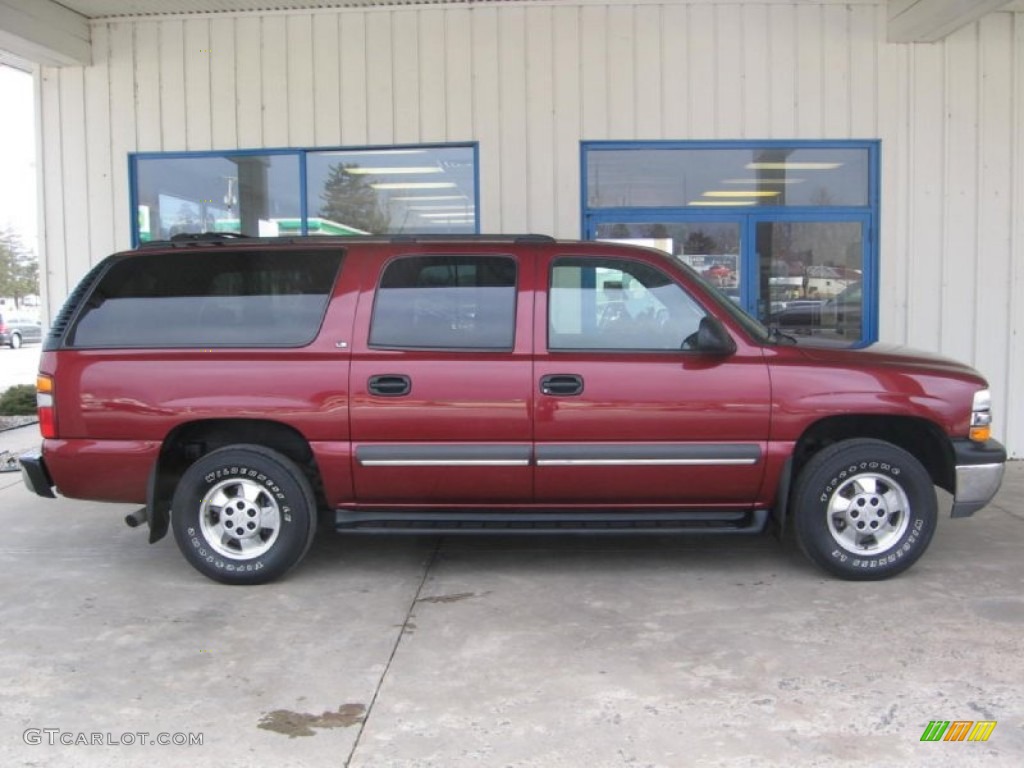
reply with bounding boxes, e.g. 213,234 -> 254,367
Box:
0,310 -> 43,349
768,282 -> 863,338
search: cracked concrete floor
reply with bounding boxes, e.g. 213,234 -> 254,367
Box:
0,425 -> 1022,767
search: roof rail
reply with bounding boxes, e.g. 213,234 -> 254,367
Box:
386,234 -> 556,244
137,233 -> 557,249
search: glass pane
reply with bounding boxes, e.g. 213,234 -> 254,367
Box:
549,257 -> 705,351
587,147 -> 868,209
71,250 -> 341,348
595,221 -> 742,306
369,256 -> 516,349
135,154 -> 301,241
306,146 -> 477,235
758,221 -> 864,341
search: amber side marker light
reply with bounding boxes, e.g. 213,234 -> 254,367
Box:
36,375 -> 56,439
969,389 -> 992,443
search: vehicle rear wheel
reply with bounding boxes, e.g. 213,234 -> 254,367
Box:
10,332 -> 21,349
792,438 -> 937,580
171,445 -> 318,584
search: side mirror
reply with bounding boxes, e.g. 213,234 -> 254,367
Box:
695,316 -> 736,355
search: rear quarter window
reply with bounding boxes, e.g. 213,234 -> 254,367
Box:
70,249 -> 343,348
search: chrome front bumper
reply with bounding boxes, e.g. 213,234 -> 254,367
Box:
951,439 -> 1006,518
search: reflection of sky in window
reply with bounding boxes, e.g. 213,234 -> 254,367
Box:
587,148 -> 869,208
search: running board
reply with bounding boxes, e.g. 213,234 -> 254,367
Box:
334,509 -> 769,535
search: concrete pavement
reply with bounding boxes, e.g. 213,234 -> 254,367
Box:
1,422 -> 1021,767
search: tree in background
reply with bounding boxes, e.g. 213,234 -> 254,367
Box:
683,230 -> 718,255
318,164 -> 391,234
0,228 -> 38,309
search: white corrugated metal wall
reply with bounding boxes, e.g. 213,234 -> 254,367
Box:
36,0 -> 1024,454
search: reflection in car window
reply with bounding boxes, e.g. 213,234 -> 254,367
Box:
369,255 -> 517,350
549,257 -> 706,351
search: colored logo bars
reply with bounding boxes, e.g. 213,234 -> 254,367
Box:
920,721 -> 997,742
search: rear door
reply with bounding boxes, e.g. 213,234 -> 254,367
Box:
534,249 -> 771,505
348,249 -> 534,505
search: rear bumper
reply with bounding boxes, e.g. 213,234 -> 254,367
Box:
20,450 -> 56,498
951,438 -> 1006,518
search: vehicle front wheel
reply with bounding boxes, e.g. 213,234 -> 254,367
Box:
792,438 -> 937,580
171,445 -> 318,584
10,332 -> 21,349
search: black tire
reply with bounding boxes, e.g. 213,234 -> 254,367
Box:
171,445 -> 318,585
792,438 -> 937,580
10,332 -> 21,349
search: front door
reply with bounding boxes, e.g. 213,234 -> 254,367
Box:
533,249 -> 771,506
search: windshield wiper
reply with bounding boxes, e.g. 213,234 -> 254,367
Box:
767,326 -> 799,345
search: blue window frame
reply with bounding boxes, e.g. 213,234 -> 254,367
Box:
581,140 -> 880,345
129,143 -> 479,246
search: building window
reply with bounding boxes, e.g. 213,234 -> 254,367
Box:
131,144 -> 478,244
306,147 -> 477,235
369,255 -> 517,350
582,141 -> 879,345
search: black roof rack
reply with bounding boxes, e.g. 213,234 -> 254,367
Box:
138,233 -> 558,249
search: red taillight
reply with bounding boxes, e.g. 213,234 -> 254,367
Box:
36,375 -> 56,439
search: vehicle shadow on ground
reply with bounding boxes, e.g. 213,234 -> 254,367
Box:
299,526 -> 820,581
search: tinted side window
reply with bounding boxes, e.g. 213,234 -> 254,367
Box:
71,250 -> 342,348
369,255 -> 517,350
549,257 -> 706,351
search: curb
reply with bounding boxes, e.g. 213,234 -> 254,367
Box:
0,419 -> 38,434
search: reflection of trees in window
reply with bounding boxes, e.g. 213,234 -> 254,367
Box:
683,227 -> 739,255
639,223 -> 669,239
318,163 -> 390,234
683,230 -> 717,255
169,202 -> 201,237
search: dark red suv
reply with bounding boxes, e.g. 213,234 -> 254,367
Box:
20,235 -> 1006,584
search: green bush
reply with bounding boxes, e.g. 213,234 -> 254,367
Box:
0,384 -> 36,416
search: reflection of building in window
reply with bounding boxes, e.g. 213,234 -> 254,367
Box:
213,217 -> 368,236
132,145 -> 478,244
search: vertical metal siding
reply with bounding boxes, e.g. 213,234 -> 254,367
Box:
35,1 -> 1024,454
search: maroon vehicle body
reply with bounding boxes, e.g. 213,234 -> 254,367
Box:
20,235 -> 1006,584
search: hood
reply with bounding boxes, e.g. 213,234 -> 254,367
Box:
793,341 -> 985,381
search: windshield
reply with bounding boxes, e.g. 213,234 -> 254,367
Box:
673,260 -> 772,344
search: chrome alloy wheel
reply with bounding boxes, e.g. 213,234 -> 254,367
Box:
199,477 -> 282,560
826,472 -> 911,555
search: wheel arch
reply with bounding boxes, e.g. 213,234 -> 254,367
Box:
774,414 -> 954,535
147,418 -> 325,543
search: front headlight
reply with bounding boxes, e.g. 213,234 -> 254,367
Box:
970,389 -> 992,442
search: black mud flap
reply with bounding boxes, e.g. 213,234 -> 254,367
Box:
771,457 -> 793,540
146,463 -> 171,544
